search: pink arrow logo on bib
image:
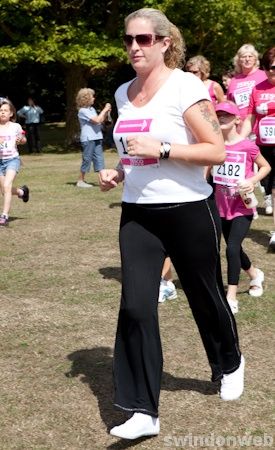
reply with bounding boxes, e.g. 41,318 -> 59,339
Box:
115,119 -> 152,133
226,151 -> 246,163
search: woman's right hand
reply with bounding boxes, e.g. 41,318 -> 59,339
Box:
105,103 -> 112,111
99,169 -> 122,191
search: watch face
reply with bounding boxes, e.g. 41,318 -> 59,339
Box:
163,143 -> 171,152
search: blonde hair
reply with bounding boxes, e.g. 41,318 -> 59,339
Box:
125,8 -> 186,69
233,44 -> 260,73
75,88 -> 95,109
185,55 -> 210,81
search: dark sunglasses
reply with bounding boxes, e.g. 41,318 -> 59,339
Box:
269,65 -> 275,71
123,33 -> 164,47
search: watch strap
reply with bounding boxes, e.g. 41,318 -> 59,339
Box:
159,142 -> 171,159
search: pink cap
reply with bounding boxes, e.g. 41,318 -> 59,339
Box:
215,101 -> 240,116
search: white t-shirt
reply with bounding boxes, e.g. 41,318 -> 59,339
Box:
0,122 -> 22,159
78,107 -> 103,142
113,68 -> 212,204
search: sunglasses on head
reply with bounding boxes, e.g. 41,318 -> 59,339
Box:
123,33 -> 164,47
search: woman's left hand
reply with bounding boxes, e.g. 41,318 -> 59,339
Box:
16,136 -> 26,145
237,179 -> 255,193
126,135 -> 160,158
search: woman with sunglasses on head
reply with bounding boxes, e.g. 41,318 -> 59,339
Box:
185,55 -> 225,104
241,47 -> 275,250
99,8 -> 244,440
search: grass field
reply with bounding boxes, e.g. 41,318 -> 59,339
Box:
0,145 -> 274,450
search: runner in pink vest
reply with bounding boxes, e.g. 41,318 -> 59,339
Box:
241,47 -> 275,250
185,55 -> 224,104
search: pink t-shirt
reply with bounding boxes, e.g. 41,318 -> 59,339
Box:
247,79 -> 275,146
214,139 -> 259,219
227,69 -> 267,120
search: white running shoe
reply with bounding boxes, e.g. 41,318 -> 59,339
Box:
110,413 -> 160,440
76,180 -> 93,188
264,194 -> 273,215
158,279 -> 177,303
227,298 -> 239,314
249,269 -> 264,297
220,355 -> 245,401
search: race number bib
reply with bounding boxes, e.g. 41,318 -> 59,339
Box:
114,119 -> 159,168
0,136 -> 15,157
213,151 -> 246,186
259,117 -> 275,144
233,87 -> 251,109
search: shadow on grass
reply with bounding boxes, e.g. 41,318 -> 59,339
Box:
99,266 -> 184,293
107,434 -> 157,449
5,216 -> 24,224
65,181 -> 98,187
247,227 -> 271,249
99,266 -> 122,283
109,203 -> 122,209
19,145 -> 80,155
66,346 -> 219,446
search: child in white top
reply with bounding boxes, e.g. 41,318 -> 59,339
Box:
0,98 -> 29,227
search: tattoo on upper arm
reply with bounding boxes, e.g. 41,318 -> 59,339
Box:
198,100 -> 221,134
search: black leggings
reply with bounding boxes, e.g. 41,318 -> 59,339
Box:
221,215 -> 253,285
113,198 -> 241,417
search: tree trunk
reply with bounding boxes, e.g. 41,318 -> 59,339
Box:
63,64 -> 89,147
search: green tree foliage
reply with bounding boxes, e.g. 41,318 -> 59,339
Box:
0,0 -> 274,144
159,0 -> 275,74
0,0 -> 130,144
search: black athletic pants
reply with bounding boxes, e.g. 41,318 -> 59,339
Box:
113,198 -> 241,417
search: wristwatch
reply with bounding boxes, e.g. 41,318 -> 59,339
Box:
159,142 -> 171,159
